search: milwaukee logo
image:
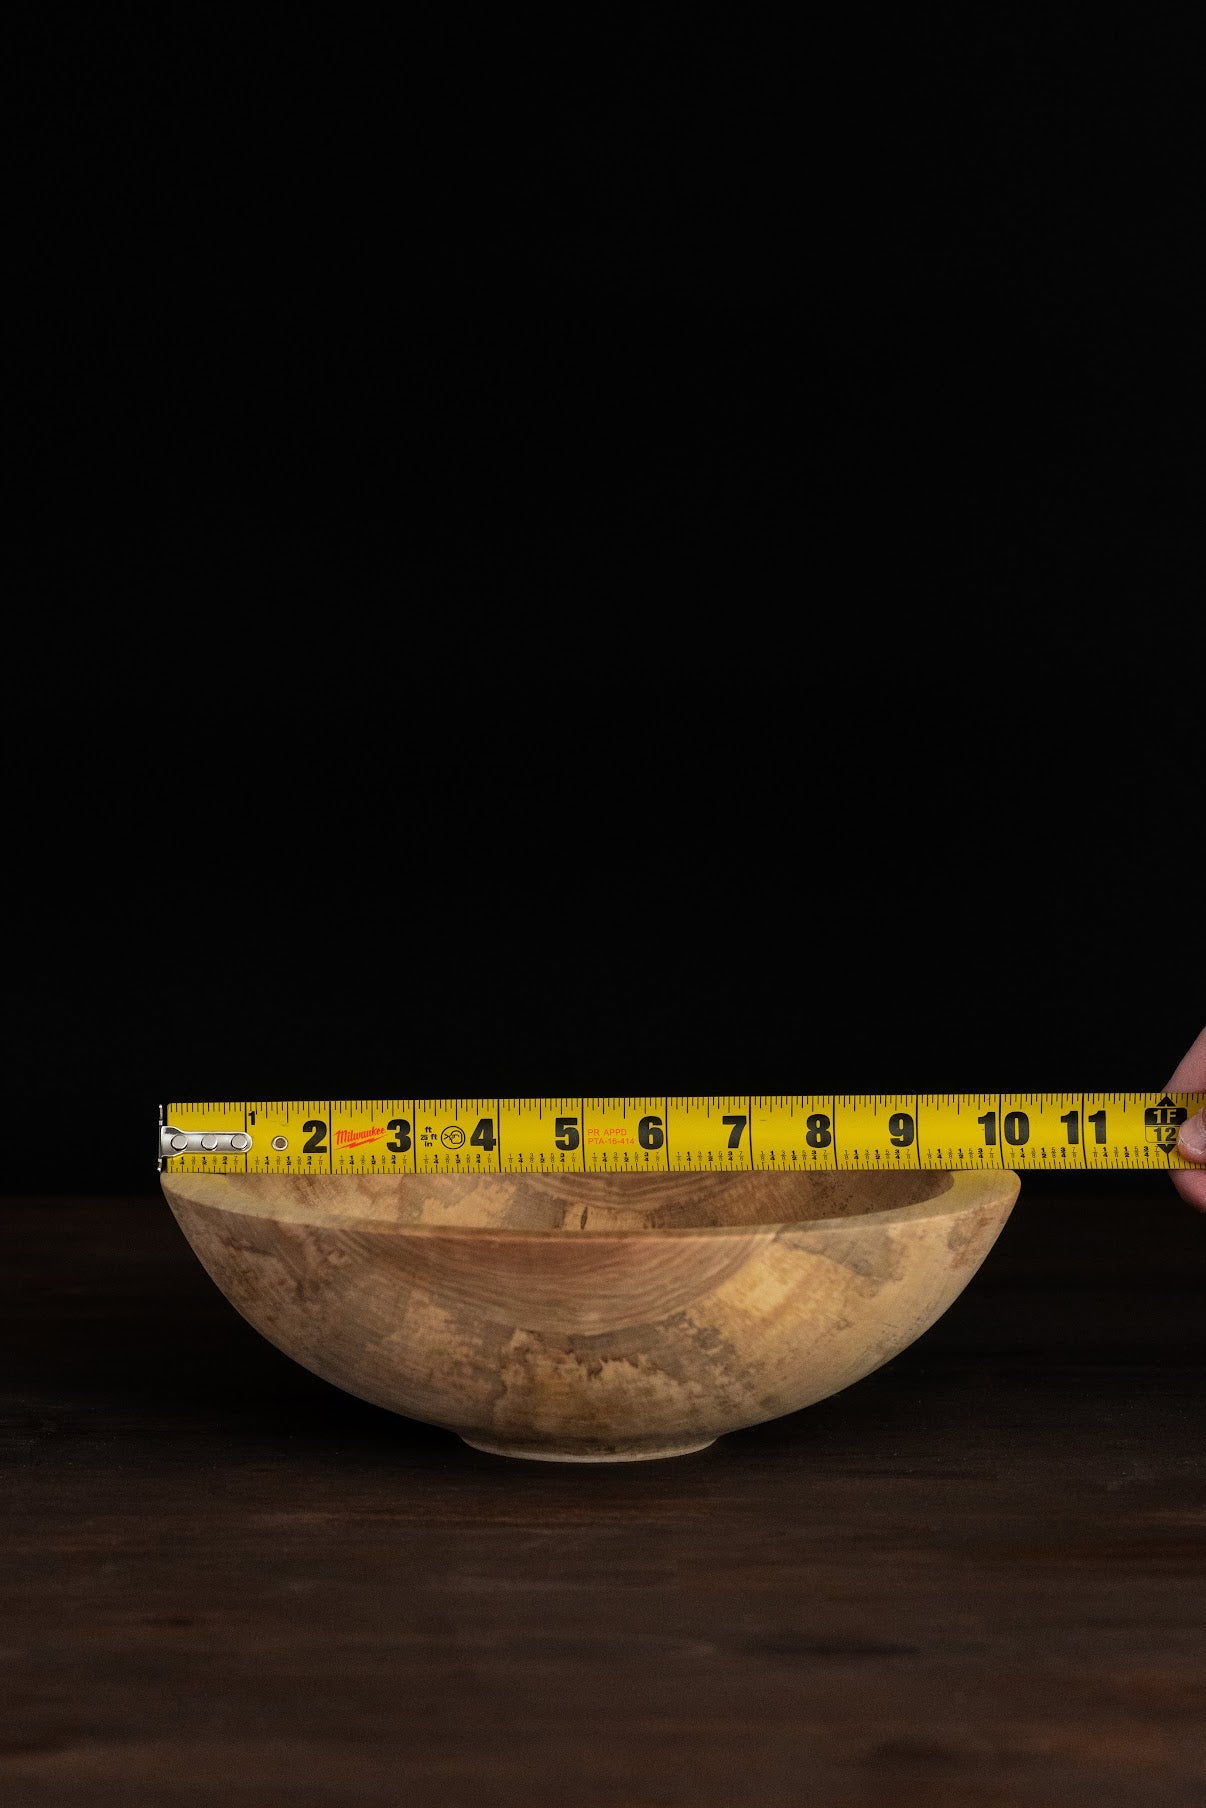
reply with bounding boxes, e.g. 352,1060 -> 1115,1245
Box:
335,1126 -> 385,1148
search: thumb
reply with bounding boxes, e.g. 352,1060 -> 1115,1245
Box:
1178,1107 -> 1206,1163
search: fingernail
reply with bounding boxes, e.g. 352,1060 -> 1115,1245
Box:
1179,1110 -> 1206,1162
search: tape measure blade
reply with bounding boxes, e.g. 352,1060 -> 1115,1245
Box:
158,1093 -> 1206,1174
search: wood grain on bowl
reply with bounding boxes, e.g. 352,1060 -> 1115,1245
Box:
160,1169 -> 1018,1461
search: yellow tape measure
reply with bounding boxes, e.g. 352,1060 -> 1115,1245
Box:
160,1094 -> 1204,1176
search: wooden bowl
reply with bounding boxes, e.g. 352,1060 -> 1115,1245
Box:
161,1168 -> 1018,1461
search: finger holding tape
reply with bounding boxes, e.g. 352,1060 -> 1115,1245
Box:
1166,1025 -> 1206,1211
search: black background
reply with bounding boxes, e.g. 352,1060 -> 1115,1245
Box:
8,9 -> 1200,1198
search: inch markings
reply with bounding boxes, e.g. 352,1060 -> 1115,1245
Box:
159,1093 -> 1206,1176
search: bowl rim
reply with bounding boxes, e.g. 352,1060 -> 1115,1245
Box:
162,1168 -> 1020,1239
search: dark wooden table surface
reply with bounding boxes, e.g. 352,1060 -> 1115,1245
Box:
4,1182 -> 1204,1807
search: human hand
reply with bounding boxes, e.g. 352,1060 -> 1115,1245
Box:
1167,1024 -> 1206,1211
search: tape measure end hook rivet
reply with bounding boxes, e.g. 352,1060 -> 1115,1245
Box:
160,1125 -> 252,1161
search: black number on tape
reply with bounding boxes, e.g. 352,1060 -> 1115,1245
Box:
805,1113 -> 831,1149
1003,1110 -> 1030,1146
638,1115 -> 664,1151
386,1119 -> 411,1153
302,1119 -> 328,1155
470,1117 -> 496,1152
554,1116 -> 580,1151
888,1111 -> 915,1147
722,1114 -> 747,1149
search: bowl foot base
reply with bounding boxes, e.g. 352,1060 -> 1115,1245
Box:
460,1434 -> 717,1463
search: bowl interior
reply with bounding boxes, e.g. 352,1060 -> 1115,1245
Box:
163,1167 -> 961,1234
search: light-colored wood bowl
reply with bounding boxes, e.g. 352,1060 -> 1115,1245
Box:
161,1168 -> 1018,1461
